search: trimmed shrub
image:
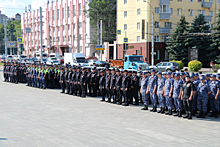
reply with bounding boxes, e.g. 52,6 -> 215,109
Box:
212,64 -> 220,73
170,60 -> 184,70
188,60 -> 203,72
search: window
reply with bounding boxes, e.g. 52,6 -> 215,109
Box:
160,5 -> 170,13
162,63 -> 167,66
124,0 -> 127,4
155,7 -> 160,14
155,50 -> 160,60
209,10 -> 213,16
58,26 -> 60,31
68,36 -> 70,41
48,11 -> 50,22
74,23 -> 75,29
177,8 -> 182,15
53,10 -> 55,20
170,8 -> 173,15
68,24 -> 70,30
198,10 -> 205,15
124,24 -> 127,30
63,26 -> 65,31
79,3 -> 82,16
68,6 -> 70,18
58,37 -> 60,42
165,22 -> 172,28
209,0 -> 214,2
63,36 -> 65,42
137,22 -> 140,29
137,8 -> 141,15
73,5 -> 76,14
58,9 -> 60,20
63,8 -> 65,19
124,11 -> 127,17
155,22 -> 159,28
80,34 -> 82,40
188,9 -> 193,16
137,36 -> 140,43
155,36 -> 159,42
80,22 -> 82,28
80,46 -> 82,52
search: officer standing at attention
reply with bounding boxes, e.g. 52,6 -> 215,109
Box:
192,73 -> 200,116
121,70 -> 130,106
13,62 -> 18,84
181,75 -> 195,119
173,73 -> 183,117
146,69 -> 158,112
141,72 -> 150,110
90,67 -> 98,97
156,72 -> 166,113
128,71 -> 133,104
64,66 -> 70,94
131,71 -> 139,105
164,72 -> 174,115
3,62 -> 6,82
105,68 -> 111,102
75,67 -> 81,96
70,67 -> 76,95
67,67 -> 73,95
115,69 -> 122,105
138,71 -> 143,104
49,66 -> 55,89
110,68 -> 117,103
59,67 -> 66,93
99,70 -> 106,102
86,68 -> 92,96
80,67 -> 87,97
208,74 -> 219,118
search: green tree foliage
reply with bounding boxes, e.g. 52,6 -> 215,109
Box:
84,0 -> 116,44
208,11 -> 220,63
188,60 -> 203,72
185,14 -> 211,67
166,16 -> 189,65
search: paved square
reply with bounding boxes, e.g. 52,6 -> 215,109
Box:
0,69 -> 220,146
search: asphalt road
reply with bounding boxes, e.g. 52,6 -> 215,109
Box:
0,68 -> 220,147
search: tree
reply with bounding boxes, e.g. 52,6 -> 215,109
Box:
185,14 -> 212,67
84,0 -> 116,44
207,11 -> 220,63
166,16 -> 189,65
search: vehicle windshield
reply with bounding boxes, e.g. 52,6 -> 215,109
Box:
76,58 -> 88,63
50,55 -> 55,58
8,56 -> 13,58
1,57 -> 5,59
42,54 -> 47,57
129,56 -> 143,62
53,61 -> 58,63
20,55 -> 26,58
51,58 -> 57,60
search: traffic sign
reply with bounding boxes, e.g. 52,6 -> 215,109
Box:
9,43 -> 15,47
96,45 -> 105,50
17,37 -> 23,44
117,30 -> 121,35
123,37 -> 128,43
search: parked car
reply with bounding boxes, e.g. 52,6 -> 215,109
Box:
0,57 -> 5,62
88,59 -> 97,66
7,55 -> 13,61
46,58 -> 59,65
58,58 -> 64,64
26,57 -> 37,64
149,62 -> 179,72
95,61 -> 110,67
20,55 -> 27,60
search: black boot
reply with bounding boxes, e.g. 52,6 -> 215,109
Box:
165,110 -> 170,115
215,111 -> 219,118
157,107 -> 162,113
173,111 -> 179,117
161,108 -> 165,114
188,113 -> 192,119
178,111 -> 182,117
197,111 -> 203,118
201,112 -> 206,118
183,113 -> 189,119
153,106 -> 157,112
150,106 -> 155,112
191,110 -> 195,116
169,110 -> 172,115
141,105 -> 148,110
209,111 -> 216,117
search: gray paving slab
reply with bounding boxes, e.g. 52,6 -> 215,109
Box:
0,70 -> 220,147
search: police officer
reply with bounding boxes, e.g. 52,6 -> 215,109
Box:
157,72 -> 166,113
87,68 -> 92,96
59,67 -> 66,93
164,72 -> 174,115
70,67 -> 76,95
49,66 -> 55,89
192,73 -> 200,116
99,70 -> 106,102
121,70 -> 130,106
173,73 -> 183,117
91,67 -> 98,97
138,71 -> 143,104
141,72 -> 150,110
80,67 -> 87,97
67,67 -> 73,95
115,69 -> 122,104
105,68 -> 111,103
75,66 -> 81,96
197,75 -> 211,118
208,74 -> 219,118
132,71 -> 139,105
147,69 -> 158,112
110,68 -> 117,103
13,62 -> 18,84
64,66 -> 70,94
181,75 -> 195,119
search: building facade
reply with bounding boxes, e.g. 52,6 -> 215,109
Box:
22,0 -> 96,57
117,0 -> 220,65
0,11 -> 8,24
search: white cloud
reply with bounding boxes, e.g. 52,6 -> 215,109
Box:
0,0 -> 25,17
31,0 -> 48,10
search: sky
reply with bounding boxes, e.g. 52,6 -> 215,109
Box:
0,0 -> 48,17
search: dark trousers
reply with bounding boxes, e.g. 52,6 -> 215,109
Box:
123,89 -> 129,105
77,83 -> 82,96
128,89 -> 132,104
183,98 -> 192,113
106,88 -> 111,102
65,81 -> 69,93
116,88 -> 122,104
81,83 -> 87,97
60,82 -> 65,92
100,87 -> 106,100
132,88 -> 139,104
14,75 -> 18,84
69,82 -> 73,94
50,79 -> 55,89
111,88 -> 116,103
92,83 -> 97,97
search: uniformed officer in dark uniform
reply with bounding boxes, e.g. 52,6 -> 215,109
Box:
105,68 -> 111,102
115,69 -> 122,105
13,62 -> 18,84
59,67 -> 65,93
75,66 -> 81,96
132,71 -> 139,105
91,67 -> 98,97
121,70 -> 130,106
64,66 -> 70,94
181,75 -> 194,119
80,67 -> 87,97
86,68 -> 92,96
67,67 -> 73,95
110,68 -> 117,103
70,67 -> 76,95
99,69 -> 106,102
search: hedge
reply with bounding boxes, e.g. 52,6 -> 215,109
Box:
188,60 -> 203,72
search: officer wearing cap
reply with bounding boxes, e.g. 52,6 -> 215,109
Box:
110,68 -> 117,103
157,71 -> 166,113
67,66 -> 73,94
59,67 -> 65,93
86,68 -> 92,96
196,75 -> 211,118
80,67 -> 87,97
105,68 -> 111,102
115,69 -> 122,104
121,70 -> 130,106
131,71 -> 139,105
42,65 -> 47,89
208,74 -> 219,118
70,67 -> 76,95
13,62 -> 18,84
64,65 -> 70,94
99,70 -> 106,102
173,73 -> 183,117
75,66 -> 82,96
138,71 -> 143,104
147,69 -> 158,112
91,67 -> 98,97
164,72 -> 174,115
205,74 -> 211,85
97,69 -> 102,96
141,72 -> 150,110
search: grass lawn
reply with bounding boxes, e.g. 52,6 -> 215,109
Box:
0,63 -> 3,66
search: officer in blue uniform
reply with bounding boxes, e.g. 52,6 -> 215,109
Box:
147,69 -> 158,112
192,73 -> 200,116
208,74 -> 219,118
157,72 -> 166,113
173,73 -> 183,117
141,72 -> 149,110
164,72 -> 174,115
197,75 -> 211,118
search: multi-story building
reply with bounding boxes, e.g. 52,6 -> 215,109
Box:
117,0 -> 220,65
0,11 -> 8,24
21,0 -> 96,57
11,13 -> 21,20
